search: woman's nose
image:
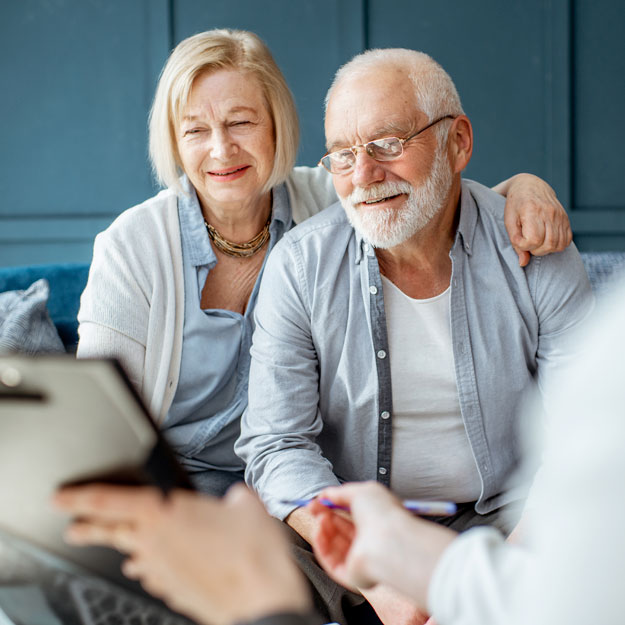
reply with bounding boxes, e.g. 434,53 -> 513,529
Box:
209,128 -> 237,160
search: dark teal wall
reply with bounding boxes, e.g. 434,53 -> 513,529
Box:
2,0 -> 624,265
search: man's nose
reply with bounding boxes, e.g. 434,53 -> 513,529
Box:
350,150 -> 385,187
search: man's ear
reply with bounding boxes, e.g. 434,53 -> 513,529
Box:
448,115 -> 473,173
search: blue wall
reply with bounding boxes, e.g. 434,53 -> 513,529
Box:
2,0 -> 624,266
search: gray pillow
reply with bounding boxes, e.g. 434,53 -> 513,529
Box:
0,279 -> 65,354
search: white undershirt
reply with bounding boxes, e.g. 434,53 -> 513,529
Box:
382,276 -> 482,503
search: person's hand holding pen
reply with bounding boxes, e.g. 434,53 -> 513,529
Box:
308,482 -> 458,610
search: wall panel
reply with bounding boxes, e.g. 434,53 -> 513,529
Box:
1,1 -> 625,266
173,0 -> 364,167
367,0 -> 558,188
1,0 -> 169,264
568,0 -> 625,248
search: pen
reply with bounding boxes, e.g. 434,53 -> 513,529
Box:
280,498 -> 457,517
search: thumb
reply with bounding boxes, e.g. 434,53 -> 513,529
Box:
514,247 -> 531,267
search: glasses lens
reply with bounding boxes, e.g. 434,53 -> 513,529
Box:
325,150 -> 354,173
367,137 -> 403,161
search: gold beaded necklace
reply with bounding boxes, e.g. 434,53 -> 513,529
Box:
204,213 -> 271,258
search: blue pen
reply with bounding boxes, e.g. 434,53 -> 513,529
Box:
280,498 -> 457,517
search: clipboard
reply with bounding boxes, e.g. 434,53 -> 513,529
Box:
0,354 -> 194,594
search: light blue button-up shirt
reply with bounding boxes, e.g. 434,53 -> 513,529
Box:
236,179 -> 594,520
163,178 -> 292,473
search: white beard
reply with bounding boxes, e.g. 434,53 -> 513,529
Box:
339,145 -> 453,249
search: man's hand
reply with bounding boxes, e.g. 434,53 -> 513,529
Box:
54,484 -> 311,625
494,173 -> 573,267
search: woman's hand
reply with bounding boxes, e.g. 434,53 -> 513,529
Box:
495,173 -> 573,267
54,483 -> 311,625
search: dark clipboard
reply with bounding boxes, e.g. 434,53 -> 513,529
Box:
0,354 -> 194,595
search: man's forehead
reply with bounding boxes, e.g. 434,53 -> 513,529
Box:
324,72 -> 424,148
325,118 -> 418,151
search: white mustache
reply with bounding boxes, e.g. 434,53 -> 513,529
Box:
348,181 -> 413,206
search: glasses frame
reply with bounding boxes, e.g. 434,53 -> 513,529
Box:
318,114 -> 457,174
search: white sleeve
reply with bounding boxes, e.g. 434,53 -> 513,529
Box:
77,323 -> 145,393
428,527 -> 532,625
77,228 -> 150,396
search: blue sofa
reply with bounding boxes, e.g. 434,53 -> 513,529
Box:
0,263 -> 90,351
0,253 -> 624,353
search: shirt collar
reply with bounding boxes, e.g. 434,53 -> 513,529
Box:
178,175 -> 215,268
455,179 -> 478,256
177,175 -> 292,268
354,228 -> 373,264
270,182 -> 292,229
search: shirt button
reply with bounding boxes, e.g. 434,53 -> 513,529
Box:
483,464 -> 489,472
377,350 -> 387,359
453,279 -> 458,288
364,243 -> 370,253
380,410 -> 390,420
378,467 -> 387,475
369,285 -> 378,295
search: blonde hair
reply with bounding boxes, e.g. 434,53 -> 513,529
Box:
149,29 -> 299,193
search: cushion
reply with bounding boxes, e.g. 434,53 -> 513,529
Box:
0,263 -> 90,349
581,251 -> 625,296
0,279 -> 65,354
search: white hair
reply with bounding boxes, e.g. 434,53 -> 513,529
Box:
325,48 -> 464,145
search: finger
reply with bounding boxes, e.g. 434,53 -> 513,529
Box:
122,557 -> 170,603
564,222 -> 573,248
552,201 -> 571,251
224,482 -> 254,504
530,221 -> 558,257
514,216 -> 545,252
53,485 -> 162,523
308,498 -> 327,516
503,209 -> 524,249
313,512 -> 355,564
121,556 -> 142,579
121,557 -> 166,600
514,248 -> 531,268
64,521 -> 137,553
559,218 -> 573,251
317,481 -> 391,510
224,483 -> 268,518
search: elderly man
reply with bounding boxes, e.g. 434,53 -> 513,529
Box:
236,49 -> 592,624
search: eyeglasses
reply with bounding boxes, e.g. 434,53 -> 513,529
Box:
318,115 -> 456,174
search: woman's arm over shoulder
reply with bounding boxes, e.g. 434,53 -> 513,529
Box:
491,173 -> 572,267
285,166 -> 338,224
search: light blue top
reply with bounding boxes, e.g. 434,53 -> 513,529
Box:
236,179 -> 595,520
163,177 -> 292,473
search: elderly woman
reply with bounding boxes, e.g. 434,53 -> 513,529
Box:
77,29 -> 570,496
